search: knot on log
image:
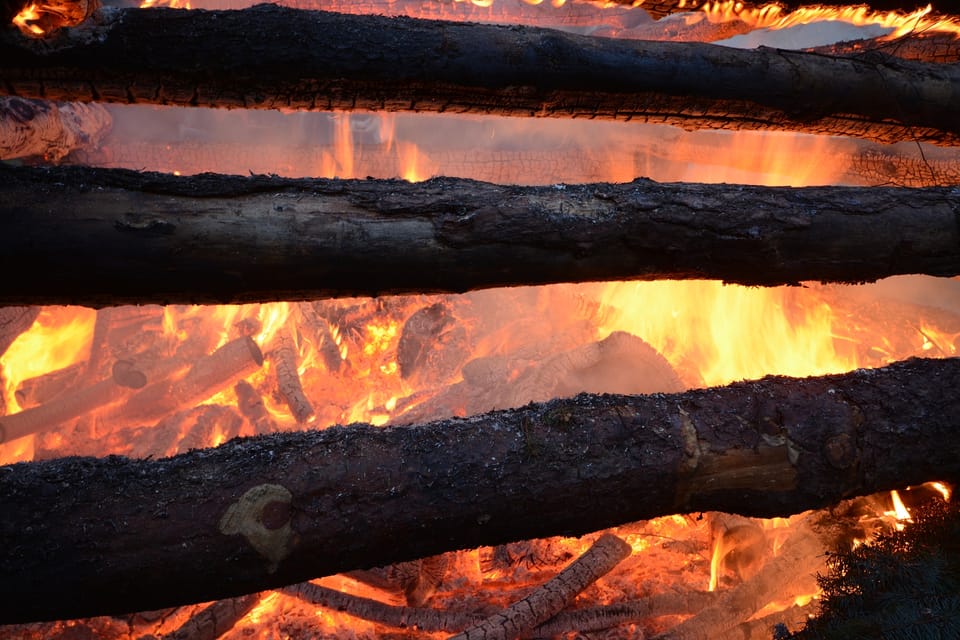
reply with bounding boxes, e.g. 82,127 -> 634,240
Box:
823,432 -> 858,470
219,483 -> 295,573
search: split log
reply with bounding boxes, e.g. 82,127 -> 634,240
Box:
3,7 -> 960,146
0,357 -> 958,623
1,166 -> 959,307
0,97 -> 110,161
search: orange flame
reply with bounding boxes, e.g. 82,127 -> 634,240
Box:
140,0 -> 192,8
12,3 -> 44,35
704,2 -> 960,40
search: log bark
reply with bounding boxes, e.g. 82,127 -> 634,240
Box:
3,6 -> 960,145
0,165 -> 958,307
0,356 -> 957,624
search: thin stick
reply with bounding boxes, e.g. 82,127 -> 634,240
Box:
268,330 -> 314,424
449,533 -> 632,640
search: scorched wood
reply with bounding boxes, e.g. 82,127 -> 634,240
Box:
0,165 -> 959,307
0,357 -> 958,623
2,6 -> 960,145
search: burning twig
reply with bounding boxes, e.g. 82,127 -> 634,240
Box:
268,330 -> 314,425
234,380 -> 276,435
449,533 -> 632,640
653,520 -> 825,640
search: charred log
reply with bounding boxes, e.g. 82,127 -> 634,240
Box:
3,7 -> 960,145
0,165 -> 958,307
0,357 -> 957,623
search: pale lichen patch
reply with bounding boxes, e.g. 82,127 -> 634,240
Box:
219,483 -> 295,573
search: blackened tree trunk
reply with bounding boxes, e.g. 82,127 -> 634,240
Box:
2,6 -> 960,145
0,357 -> 958,623
0,165 -> 958,307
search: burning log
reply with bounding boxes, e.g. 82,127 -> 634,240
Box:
3,7 -> 960,145
234,380 -> 277,435
0,357 -> 957,623
0,166 -> 959,306
268,330 -> 315,425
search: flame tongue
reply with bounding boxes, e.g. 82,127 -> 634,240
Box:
10,0 -> 96,37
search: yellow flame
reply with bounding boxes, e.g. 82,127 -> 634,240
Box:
928,481 -> 953,502
669,130 -> 850,187
598,281 -> 855,387
334,113 -> 355,179
397,141 -> 433,183
1,308 -> 96,413
256,302 -> 294,347
884,489 -> 913,531
708,536 -> 723,591
140,0 -> 192,7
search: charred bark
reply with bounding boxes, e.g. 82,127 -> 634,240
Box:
809,33 -> 960,65
0,357 -> 957,624
3,6 -> 960,145
0,165 -> 958,307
